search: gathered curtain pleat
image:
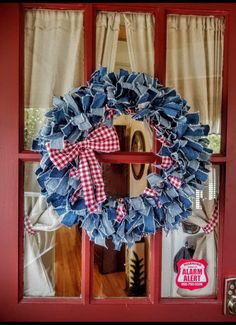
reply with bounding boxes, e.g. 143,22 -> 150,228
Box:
124,13 -> 155,76
96,12 -> 121,71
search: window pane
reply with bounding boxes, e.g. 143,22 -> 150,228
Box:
93,163 -> 152,298
166,14 -> 225,153
24,9 -> 84,149
161,165 -> 220,298
96,11 -> 155,75
96,11 -> 155,152
23,162 -> 82,297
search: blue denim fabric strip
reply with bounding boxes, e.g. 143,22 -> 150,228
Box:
52,96 -> 68,113
166,187 -> 179,199
100,212 -> 115,236
147,173 -> 165,189
50,137 -> 64,150
129,197 -> 146,211
94,233 -> 107,248
61,211 -> 78,227
126,209 -> 136,222
167,202 -> 183,217
67,128 -> 82,143
72,113 -> 92,130
116,221 -> 125,239
179,195 -> 192,209
64,93 -> 80,115
143,209 -> 155,233
62,122 -> 76,137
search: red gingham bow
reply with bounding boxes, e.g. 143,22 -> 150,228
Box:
203,200 -> 219,234
46,125 -> 120,213
116,199 -> 127,223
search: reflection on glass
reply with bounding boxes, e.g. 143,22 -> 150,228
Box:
166,14 -> 224,153
23,163 -> 81,297
93,238 -> 149,298
24,9 -> 84,149
113,115 -> 153,153
131,130 -> 146,180
93,163 -> 151,298
161,165 -> 220,298
102,162 -> 152,199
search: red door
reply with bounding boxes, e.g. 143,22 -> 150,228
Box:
1,3 -> 236,322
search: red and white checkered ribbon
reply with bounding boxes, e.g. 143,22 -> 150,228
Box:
46,125 -> 120,213
105,105 -> 116,120
203,200 -> 219,234
143,187 -> 162,208
143,187 -> 159,197
149,124 -> 172,147
116,199 -> 127,223
157,135 -> 172,147
161,156 -> 173,169
24,215 -> 37,235
168,176 -> 182,189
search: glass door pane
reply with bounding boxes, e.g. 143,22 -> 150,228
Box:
92,163 -> 152,298
161,165 -> 220,298
24,162 -> 82,297
96,11 -> 155,75
93,11 -> 155,298
24,9 -> 84,149
166,14 -> 225,153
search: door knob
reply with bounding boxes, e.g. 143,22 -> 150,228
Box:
224,278 -> 236,315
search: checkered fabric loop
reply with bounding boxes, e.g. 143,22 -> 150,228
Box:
69,183 -> 82,204
149,124 -> 172,147
46,126 -> 120,213
168,176 -> 182,189
143,187 -> 162,208
157,135 -> 172,147
143,187 -> 159,197
24,215 -> 37,235
161,156 -> 173,169
203,200 -> 219,234
116,199 -> 127,223
105,105 -> 116,120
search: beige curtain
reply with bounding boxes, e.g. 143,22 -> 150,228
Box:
96,12 -> 121,71
124,13 -> 155,76
166,15 -> 224,134
24,9 -> 84,109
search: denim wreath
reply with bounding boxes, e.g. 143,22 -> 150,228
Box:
32,67 -> 212,250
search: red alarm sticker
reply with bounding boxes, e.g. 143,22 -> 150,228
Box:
176,259 -> 208,290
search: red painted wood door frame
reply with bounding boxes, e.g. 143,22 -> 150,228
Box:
1,3 -> 236,322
